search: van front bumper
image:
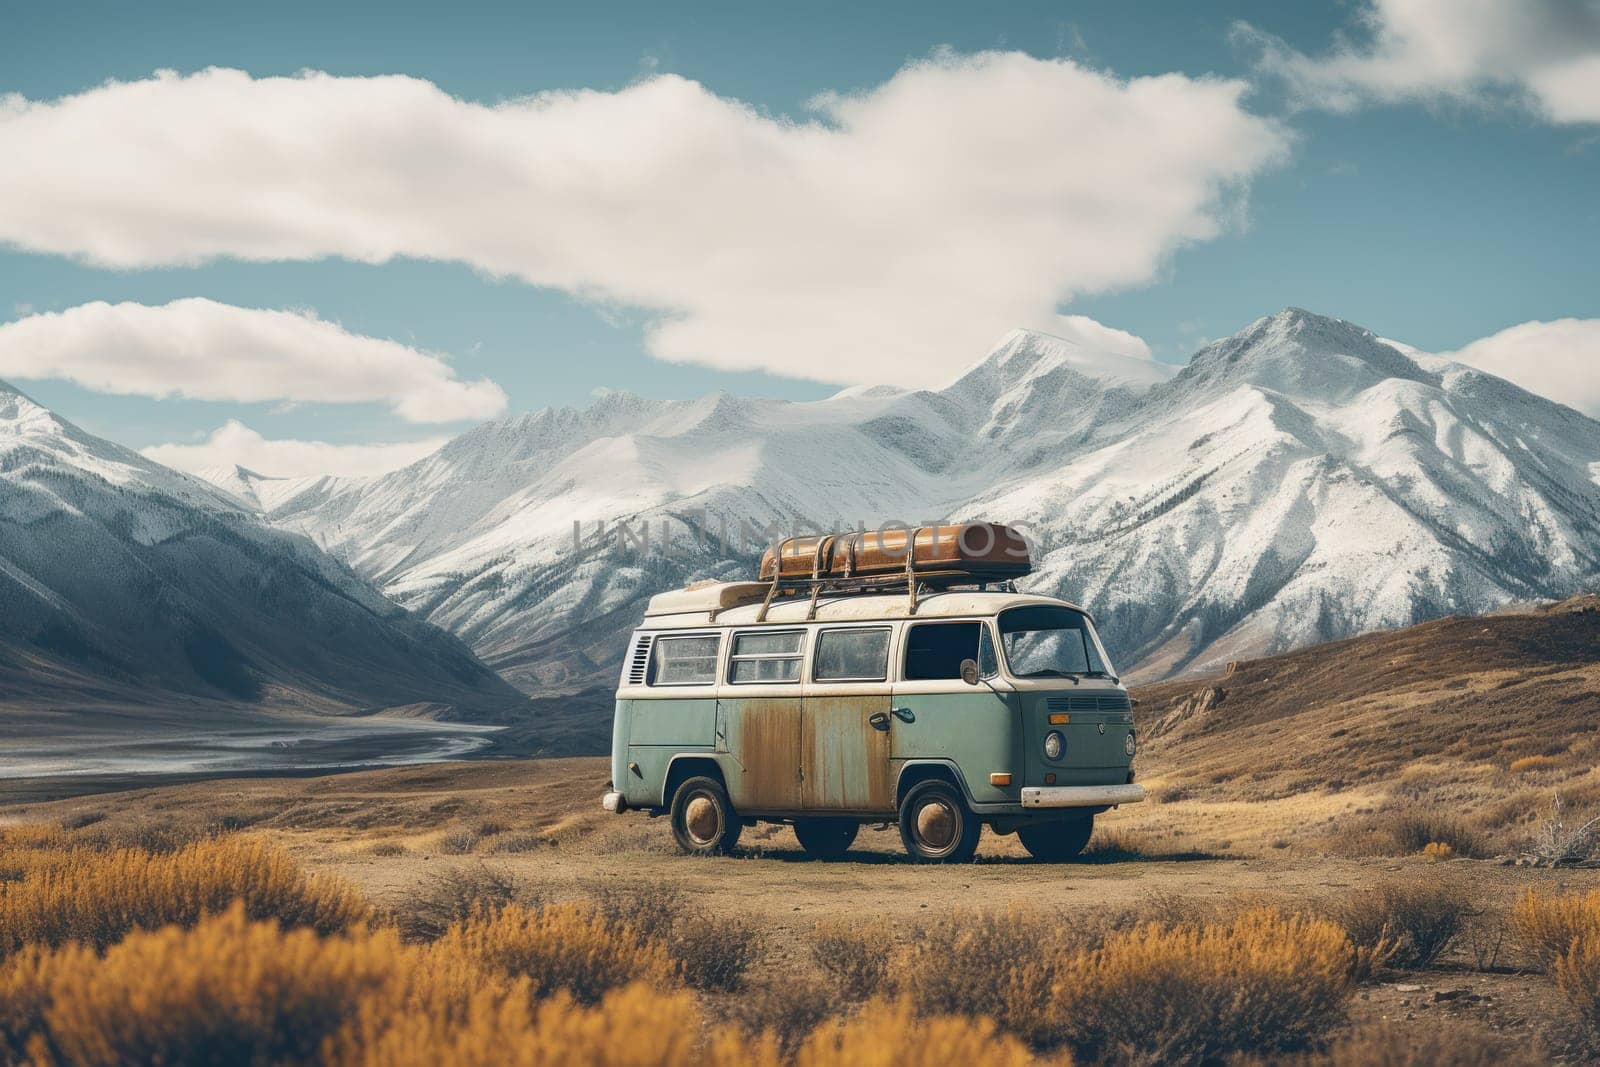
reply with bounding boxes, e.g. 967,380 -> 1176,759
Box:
601,790 -> 626,814
1020,784 -> 1145,809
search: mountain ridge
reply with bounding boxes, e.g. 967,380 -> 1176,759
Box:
190,309 -> 1600,691
0,380 -> 527,719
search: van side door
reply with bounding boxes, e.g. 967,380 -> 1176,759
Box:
719,629 -> 807,813
801,626 -> 895,814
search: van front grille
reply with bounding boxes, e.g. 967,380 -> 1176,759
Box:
624,634 -> 653,686
1047,693 -> 1131,714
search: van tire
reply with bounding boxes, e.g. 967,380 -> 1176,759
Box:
1018,816 -> 1093,862
898,780 -> 980,863
793,818 -> 859,860
669,776 -> 742,856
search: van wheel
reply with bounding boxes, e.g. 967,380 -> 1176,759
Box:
1018,816 -> 1093,862
670,776 -> 742,856
898,780 -> 980,863
793,818 -> 859,860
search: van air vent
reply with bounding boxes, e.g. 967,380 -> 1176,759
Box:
625,634 -> 653,686
1048,693 -> 1132,714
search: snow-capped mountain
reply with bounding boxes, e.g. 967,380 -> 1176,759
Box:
0,379 -> 525,716
193,464 -> 355,514
223,310 -> 1600,689
975,311 -> 1600,675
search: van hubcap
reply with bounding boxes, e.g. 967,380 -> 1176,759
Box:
685,795 -> 720,844
916,799 -> 957,851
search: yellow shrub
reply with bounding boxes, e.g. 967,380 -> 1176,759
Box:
2,910 -> 750,1067
4,888 -> 1379,1067
434,902 -> 676,1004
1553,935 -> 1600,1039
1422,841 -> 1455,861
0,837 -> 370,955
328,982 -> 764,1067
1509,755 -> 1560,774
0,940 -> 88,1064
1511,888 -> 1600,970
717,974 -> 837,1053
1055,908 -> 1357,1066
897,906 -> 1355,1059
894,905 -> 1076,1047
0,828 -> 81,886
810,918 -> 894,1001
1335,883 -> 1462,971
0,825 -> 74,855
0,905 -> 396,1066
795,999 -> 1039,1067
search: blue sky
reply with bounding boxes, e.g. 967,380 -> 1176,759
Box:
1,0 -> 1596,474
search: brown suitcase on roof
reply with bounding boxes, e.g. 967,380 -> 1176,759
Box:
758,523 -> 1030,584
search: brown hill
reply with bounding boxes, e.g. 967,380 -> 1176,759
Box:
1131,595 -> 1600,851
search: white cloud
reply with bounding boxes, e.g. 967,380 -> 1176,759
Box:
1045,314 -> 1154,361
142,420 -> 445,478
0,58 -> 1289,386
1441,318 -> 1600,417
0,298 -> 506,422
1244,0 -> 1600,124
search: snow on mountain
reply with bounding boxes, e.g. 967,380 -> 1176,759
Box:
972,310 -> 1600,676
0,379 -> 524,716
194,464 -> 349,514
243,310 -> 1600,689
974,327 -> 1175,392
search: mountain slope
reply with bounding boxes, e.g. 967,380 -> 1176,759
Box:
233,310 -> 1600,690
1131,593 -> 1600,807
981,310 -> 1600,676
0,380 -> 526,718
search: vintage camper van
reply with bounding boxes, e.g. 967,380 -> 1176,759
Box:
600,524 -> 1144,862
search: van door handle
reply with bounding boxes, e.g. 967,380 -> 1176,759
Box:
868,711 -> 891,731
891,707 -> 915,723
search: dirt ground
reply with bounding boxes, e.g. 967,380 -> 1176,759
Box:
5,756 -> 1597,1053
9,757 -> 1597,919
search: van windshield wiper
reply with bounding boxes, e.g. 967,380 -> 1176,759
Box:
1021,669 -> 1081,684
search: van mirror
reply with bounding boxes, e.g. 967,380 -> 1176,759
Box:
959,658 -> 980,685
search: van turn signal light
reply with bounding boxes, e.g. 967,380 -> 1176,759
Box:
989,772 -> 1012,787
1048,713 -> 1070,725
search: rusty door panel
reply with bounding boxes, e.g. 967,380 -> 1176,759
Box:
722,697 -> 803,812
802,694 -> 894,813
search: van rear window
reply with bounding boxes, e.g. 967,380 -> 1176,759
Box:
649,635 -> 719,686
729,630 -> 804,683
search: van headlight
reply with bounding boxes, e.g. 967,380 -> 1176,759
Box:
1124,731 -> 1137,758
1043,731 -> 1064,760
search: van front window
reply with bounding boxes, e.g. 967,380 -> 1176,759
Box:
998,606 -> 1114,680
903,621 -> 998,681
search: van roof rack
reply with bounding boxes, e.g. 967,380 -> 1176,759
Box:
753,532 -> 1018,622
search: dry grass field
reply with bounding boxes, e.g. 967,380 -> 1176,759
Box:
2,597 -> 1597,1064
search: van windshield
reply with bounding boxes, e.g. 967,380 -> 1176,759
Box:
998,606 -> 1113,680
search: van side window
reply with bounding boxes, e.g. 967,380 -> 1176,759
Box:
648,634 -> 720,686
903,622 -> 997,681
729,630 -> 804,683
814,628 -> 891,682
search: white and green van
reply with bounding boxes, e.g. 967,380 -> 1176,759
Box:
601,581 -> 1144,862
